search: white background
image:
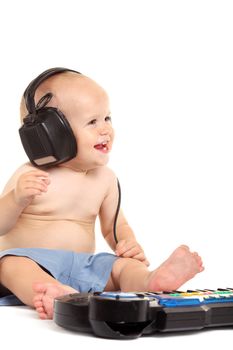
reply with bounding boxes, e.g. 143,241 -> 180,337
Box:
0,0 -> 233,347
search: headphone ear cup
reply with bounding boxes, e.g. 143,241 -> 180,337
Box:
19,107 -> 77,167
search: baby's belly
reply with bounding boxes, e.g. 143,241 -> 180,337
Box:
0,216 -> 95,253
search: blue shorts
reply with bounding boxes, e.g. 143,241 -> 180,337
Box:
0,248 -> 118,306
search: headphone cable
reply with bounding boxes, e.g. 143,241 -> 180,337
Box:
113,179 -> 121,244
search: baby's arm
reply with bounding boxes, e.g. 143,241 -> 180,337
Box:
99,175 -> 149,266
113,212 -> 149,266
0,168 -> 50,235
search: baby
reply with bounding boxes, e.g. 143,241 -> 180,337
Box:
0,68 -> 204,319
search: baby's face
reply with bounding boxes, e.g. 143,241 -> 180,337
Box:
60,75 -> 114,171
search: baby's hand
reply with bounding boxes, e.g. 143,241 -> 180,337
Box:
14,170 -> 50,208
115,239 -> 150,266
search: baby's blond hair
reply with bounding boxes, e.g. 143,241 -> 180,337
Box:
20,96 -> 28,123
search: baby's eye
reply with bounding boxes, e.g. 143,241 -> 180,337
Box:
88,119 -> 97,125
105,116 -> 112,122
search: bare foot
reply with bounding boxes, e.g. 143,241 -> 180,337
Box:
33,282 -> 78,319
148,245 -> 204,291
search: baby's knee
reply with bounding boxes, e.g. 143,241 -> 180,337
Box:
112,257 -> 141,276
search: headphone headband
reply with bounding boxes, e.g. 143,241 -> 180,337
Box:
24,67 -> 80,114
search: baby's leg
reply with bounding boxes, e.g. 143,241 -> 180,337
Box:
0,255 -> 62,306
29,245 -> 203,319
106,245 -> 204,292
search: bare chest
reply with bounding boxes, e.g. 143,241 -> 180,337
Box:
24,171 -> 107,220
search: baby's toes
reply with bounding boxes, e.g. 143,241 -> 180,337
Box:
192,251 -> 201,262
195,255 -> 203,267
33,293 -> 43,304
36,306 -> 45,313
38,310 -> 49,320
196,256 -> 204,272
199,265 -> 205,272
34,299 -> 43,308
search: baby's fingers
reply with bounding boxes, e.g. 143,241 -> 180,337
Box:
115,240 -> 127,256
115,240 -> 138,256
25,180 -> 49,192
133,252 -> 150,266
25,170 -> 50,178
118,245 -> 142,258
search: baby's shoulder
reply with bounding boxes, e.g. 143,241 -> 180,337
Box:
92,167 -> 118,195
11,163 -> 39,179
94,166 -> 117,182
16,162 -> 37,173
2,162 -> 37,193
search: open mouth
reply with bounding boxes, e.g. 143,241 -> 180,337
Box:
94,141 -> 109,153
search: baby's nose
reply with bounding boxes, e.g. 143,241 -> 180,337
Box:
99,123 -> 112,135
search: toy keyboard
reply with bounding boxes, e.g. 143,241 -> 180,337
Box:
54,288 -> 233,339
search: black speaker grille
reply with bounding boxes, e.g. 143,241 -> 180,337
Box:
19,125 -> 54,160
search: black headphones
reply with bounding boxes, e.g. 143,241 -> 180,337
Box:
19,67 -> 80,167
